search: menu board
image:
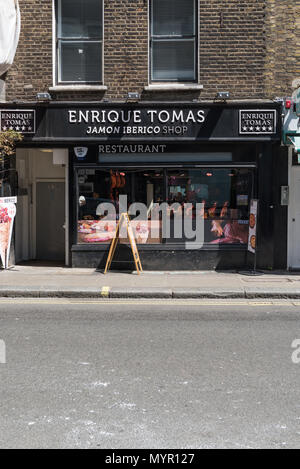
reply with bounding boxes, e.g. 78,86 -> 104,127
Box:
104,213 -> 143,275
248,199 -> 258,254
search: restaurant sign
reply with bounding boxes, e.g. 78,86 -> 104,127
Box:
0,109 -> 36,134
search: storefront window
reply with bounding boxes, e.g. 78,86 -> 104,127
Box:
166,169 -> 252,245
77,169 -> 163,244
77,167 -> 253,247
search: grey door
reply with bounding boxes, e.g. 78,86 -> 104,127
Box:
290,167 -> 300,268
36,181 -> 65,261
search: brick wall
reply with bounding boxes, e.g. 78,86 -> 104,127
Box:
200,0 -> 266,99
6,0 -> 53,102
4,0 -> 300,102
264,0 -> 300,98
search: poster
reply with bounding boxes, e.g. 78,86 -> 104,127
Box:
0,197 -> 17,269
248,199 -> 258,254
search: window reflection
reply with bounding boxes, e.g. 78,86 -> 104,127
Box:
77,168 -> 253,246
77,169 -> 163,244
166,169 -> 252,244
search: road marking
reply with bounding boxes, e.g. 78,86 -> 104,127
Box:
250,302 -> 274,306
101,286 -> 110,298
0,298 -> 298,307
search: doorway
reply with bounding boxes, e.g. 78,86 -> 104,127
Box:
289,165 -> 300,269
15,149 -> 68,265
36,181 -> 65,261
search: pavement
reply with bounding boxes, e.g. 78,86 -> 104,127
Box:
1,265 -> 300,299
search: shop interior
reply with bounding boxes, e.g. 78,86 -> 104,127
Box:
76,167 -> 254,246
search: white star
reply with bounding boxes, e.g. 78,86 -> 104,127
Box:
243,126 -> 247,131
268,126 -> 273,131
9,126 -> 13,130
256,126 -> 261,131
262,126 -> 266,131
22,126 -> 26,131
249,126 -> 254,131
15,126 -> 20,131
2,126 -> 7,131
28,126 -> 32,131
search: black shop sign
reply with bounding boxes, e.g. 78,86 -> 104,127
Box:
3,104 -> 280,142
0,109 -> 36,134
239,110 -> 277,135
48,106 -> 279,141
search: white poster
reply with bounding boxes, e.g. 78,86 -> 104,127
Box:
248,199 -> 258,254
0,200 -> 16,269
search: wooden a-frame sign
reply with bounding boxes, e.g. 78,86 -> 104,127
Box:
104,213 -> 143,274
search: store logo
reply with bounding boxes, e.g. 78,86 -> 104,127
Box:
239,110 -> 276,135
0,340 -> 6,364
74,147 -> 88,160
0,110 -> 36,134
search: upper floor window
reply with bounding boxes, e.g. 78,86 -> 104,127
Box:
150,0 -> 197,83
56,0 -> 103,84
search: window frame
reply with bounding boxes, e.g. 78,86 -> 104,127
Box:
149,0 -> 199,84
74,164 -> 255,248
55,0 -> 104,85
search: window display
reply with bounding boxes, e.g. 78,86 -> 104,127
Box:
77,167 -> 253,247
77,169 -> 163,244
166,169 -> 252,245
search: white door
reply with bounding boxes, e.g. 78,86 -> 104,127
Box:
290,166 -> 300,269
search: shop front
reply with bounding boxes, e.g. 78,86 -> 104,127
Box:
0,102 -> 284,270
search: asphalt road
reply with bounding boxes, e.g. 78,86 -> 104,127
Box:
0,298 -> 300,449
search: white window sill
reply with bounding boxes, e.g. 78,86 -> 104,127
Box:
49,85 -> 107,92
144,84 -> 204,91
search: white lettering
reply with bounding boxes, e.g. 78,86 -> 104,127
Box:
68,110 -> 77,123
186,110 -> 196,123
133,110 -> 141,123
91,110 -> 100,123
158,110 -> 170,123
107,111 -> 119,123
79,111 -> 89,123
147,110 -> 157,123
172,110 -> 184,123
197,110 -> 205,123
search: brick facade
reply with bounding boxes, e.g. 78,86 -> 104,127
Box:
4,0 -> 300,102
264,0 -> 300,98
